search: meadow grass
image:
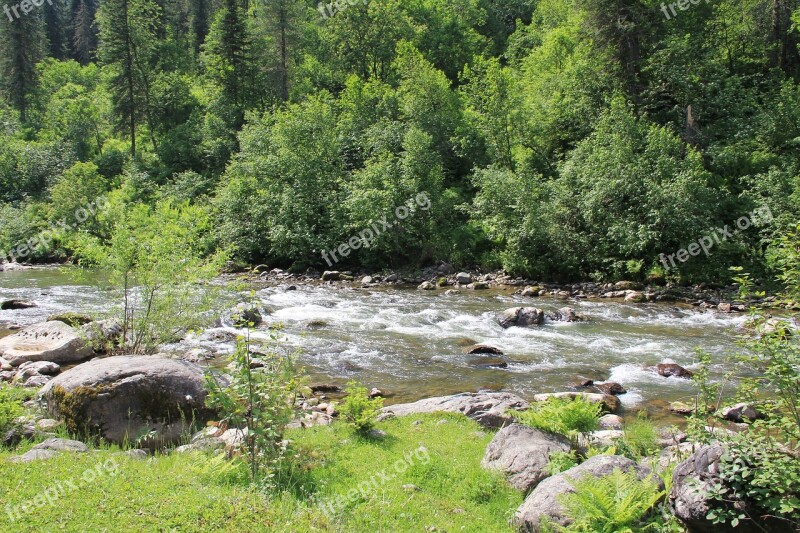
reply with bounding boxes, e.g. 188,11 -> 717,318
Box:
0,413 -> 520,532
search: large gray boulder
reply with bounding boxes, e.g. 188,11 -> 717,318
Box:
669,444 -> 785,532
0,321 -> 93,367
515,455 -> 661,532
498,307 -> 544,328
39,356 -> 214,447
378,392 -> 529,429
482,424 -> 572,493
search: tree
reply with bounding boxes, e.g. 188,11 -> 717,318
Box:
0,12 -> 46,122
97,0 -> 161,156
73,0 -> 99,65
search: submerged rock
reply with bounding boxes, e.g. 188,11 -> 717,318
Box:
463,344 -> 504,355
39,355 -> 215,447
1,299 -> 37,310
0,321 -> 93,367
377,392 -> 529,429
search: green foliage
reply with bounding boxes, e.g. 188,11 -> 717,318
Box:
0,385 -> 27,436
617,414 -> 660,461
513,396 -> 600,441
556,469 -> 665,533
546,450 -> 579,475
75,197 -> 225,353
339,381 -> 384,435
205,333 -> 300,485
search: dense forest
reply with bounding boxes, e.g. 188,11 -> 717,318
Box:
0,0 -> 799,283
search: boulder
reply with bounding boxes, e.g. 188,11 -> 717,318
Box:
614,281 -> 643,291
581,430 -> 625,448
498,307 -> 544,329
598,414 -> 624,430
463,344 -> 504,355
532,392 -> 621,413
521,286 -> 540,297
16,361 -> 60,380
0,299 -> 37,310
482,424 -> 572,493
548,307 -> 579,322
669,444 -> 785,533
467,282 -> 490,290
657,363 -> 693,379
33,437 -> 88,453
0,321 -> 93,367
669,401 -> 695,415
80,319 -> 123,350
624,291 -> 647,303
39,355 -> 215,447
594,381 -> 626,395
8,449 -> 60,463
456,272 -> 472,284
321,271 -> 341,281
515,455 -> 661,532
417,281 -> 436,290
719,403 -> 764,423
377,392 -> 529,429
23,375 -> 52,388
47,312 -> 93,327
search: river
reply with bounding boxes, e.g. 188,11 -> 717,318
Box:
0,267 -> 746,419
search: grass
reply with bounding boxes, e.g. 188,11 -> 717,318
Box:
0,413 -> 521,532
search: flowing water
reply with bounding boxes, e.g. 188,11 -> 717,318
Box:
0,268 -> 747,419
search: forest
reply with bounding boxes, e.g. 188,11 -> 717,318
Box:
0,0 -> 799,283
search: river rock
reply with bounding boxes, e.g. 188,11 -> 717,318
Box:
418,281 -> 436,290
580,429 -> 625,448
16,360 -> 60,378
532,392 -> 621,413
614,281 -> 643,291
482,424 -> 572,493
657,363 -> 693,379
467,281 -> 489,290
47,312 -> 93,327
39,355 -> 215,447
624,291 -> 646,303
8,449 -> 60,463
670,401 -> 695,415
548,307 -> 579,322
23,374 -> 52,388
463,344 -> 504,355
456,272 -> 472,284
321,271 -> 340,281
598,414 -> 624,430
515,455 -> 661,532
377,392 -> 529,429
719,403 -> 763,423
669,443 -> 785,532
80,319 -> 123,350
0,321 -> 94,367
594,381 -> 626,395
498,307 -> 544,328
520,286 -> 540,297
1,299 -> 37,310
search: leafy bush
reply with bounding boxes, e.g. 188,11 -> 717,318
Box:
547,450 -> 579,475
339,381 -> 384,435
205,334 -> 300,485
514,396 -> 601,441
555,468 -> 665,533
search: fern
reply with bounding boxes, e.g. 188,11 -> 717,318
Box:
558,468 -> 664,532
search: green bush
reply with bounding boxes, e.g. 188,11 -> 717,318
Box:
339,381 -> 384,435
514,396 -> 601,441
618,414 -> 660,460
205,334 -> 300,485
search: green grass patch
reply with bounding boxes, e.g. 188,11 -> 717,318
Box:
0,413 -> 520,532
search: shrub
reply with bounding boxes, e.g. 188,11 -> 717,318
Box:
514,396 -> 601,441
547,450 -> 579,475
555,468 -> 665,533
339,381 -> 384,435
205,333 -> 300,485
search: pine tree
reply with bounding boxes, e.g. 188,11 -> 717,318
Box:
73,0 -> 99,65
0,12 -> 46,122
44,0 -> 69,59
